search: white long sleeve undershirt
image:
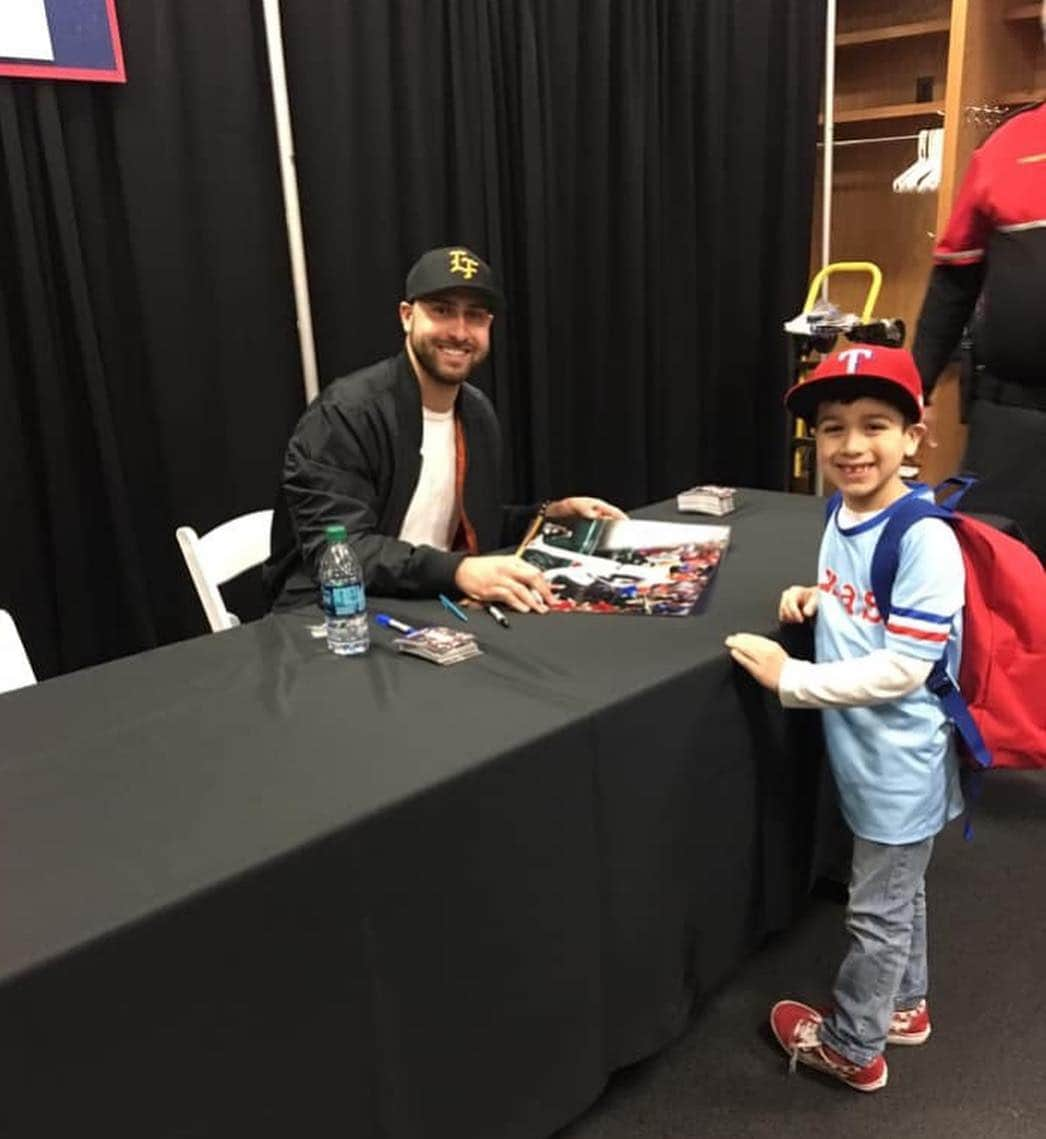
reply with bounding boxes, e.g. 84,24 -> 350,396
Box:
778,649 -> 933,709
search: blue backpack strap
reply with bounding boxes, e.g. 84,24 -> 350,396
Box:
934,483 -> 1010,731
928,657 -> 991,841
824,490 -> 843,526
934,474 -> 979,511
960,769 -> 984,841
868,493 -> 945,622
869,492 -> 992,837
926,659 -> 992,772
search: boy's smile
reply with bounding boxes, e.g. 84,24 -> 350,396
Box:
815,397 -> 925,512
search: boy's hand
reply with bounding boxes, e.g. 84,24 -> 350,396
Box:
779,585 -> 819,624
724,633 -> 789,691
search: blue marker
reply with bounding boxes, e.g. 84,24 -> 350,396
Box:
438,593 -> 469,622
375,613 -> 417,635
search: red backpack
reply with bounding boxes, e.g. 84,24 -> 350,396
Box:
864,479 -> 1046,773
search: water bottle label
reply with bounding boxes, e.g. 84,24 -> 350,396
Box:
322,583 -> 365,617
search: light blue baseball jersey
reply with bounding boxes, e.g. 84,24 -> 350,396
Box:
816,488 -> 965,843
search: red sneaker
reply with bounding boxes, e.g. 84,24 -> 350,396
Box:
770,1000 -> 888,1092
888,1000 -> 932,1045
816,999 -> 933,1047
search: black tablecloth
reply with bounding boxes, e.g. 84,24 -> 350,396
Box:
0,490 -> 829,1139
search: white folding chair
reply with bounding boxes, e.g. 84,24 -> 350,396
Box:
0,609 -> 37,693
176,510 -> 274,632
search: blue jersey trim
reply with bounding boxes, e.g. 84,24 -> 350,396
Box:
889,604 -> 952,624
831,484 -> 932,538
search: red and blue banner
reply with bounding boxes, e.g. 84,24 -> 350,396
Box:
0,0 -> 125,83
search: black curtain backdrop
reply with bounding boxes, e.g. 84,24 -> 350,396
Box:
281,0 -> 825,510
0,5 -> 304,677
0,1 -> 824,679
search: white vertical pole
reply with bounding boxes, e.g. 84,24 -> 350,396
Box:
261,0 -> 320,404
821,0 -> 836,299
814,0 -> 837,496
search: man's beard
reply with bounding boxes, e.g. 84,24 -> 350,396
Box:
410,329 -> 487,386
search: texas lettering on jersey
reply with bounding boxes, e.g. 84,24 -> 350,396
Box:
819,564 -> 951,645
819,566 -> 881,624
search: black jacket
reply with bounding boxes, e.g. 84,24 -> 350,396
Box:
913,102 -> 1046,401
263,352 -> 532,609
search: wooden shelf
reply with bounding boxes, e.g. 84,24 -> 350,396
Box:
1004,4 -> 1042,21
828,100 -> 945,124
836,18 -> 950,47
815,1 -> 1033,486
998,89 -> 1046,105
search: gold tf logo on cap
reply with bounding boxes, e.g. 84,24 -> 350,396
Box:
448,249 -> 479,280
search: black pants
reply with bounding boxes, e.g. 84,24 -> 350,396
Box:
959,392 -> 1046,564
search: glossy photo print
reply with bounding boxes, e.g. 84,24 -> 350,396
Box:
521,517 -> 730,617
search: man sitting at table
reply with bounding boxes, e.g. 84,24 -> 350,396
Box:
263,245 -> 624,613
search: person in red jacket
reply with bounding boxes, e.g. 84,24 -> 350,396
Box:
911,8 -> 1046,561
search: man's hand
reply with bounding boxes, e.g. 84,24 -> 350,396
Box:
454,555 -> 554,613
779,585 -> 819,623
724,633 -> 789,692
546,496 -> 627,521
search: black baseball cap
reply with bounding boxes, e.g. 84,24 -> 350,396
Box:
405,246 -> 504,311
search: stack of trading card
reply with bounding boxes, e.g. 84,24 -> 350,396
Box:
676,484 -> 736,515
393,626 -> 482,666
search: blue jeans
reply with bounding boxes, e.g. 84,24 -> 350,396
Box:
820,835 -> 935,1067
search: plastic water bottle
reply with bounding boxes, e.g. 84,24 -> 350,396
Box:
318,524 -> 369,656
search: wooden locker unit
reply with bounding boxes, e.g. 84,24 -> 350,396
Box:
812,1 -> 1045,485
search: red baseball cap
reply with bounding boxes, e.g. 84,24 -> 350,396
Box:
784,345 -> 924,424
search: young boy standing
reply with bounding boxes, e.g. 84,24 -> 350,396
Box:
726,346 -> 965,1092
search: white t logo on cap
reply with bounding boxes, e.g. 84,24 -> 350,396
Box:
837,348 -> 874,374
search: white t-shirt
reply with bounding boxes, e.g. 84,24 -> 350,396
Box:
398,407 -> 458,550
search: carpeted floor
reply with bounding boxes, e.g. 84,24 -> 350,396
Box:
557,770 -> 1046,1139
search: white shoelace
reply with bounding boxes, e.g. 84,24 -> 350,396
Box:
788,1018 -> 822,1073
789,1017 -> 859,1076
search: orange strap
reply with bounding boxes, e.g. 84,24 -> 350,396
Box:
451,416 -> 479,554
